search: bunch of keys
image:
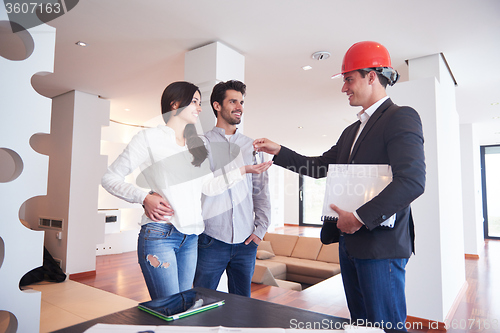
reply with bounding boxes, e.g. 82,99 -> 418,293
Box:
252,150 -> 262,165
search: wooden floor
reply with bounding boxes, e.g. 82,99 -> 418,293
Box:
72,226 -> 500,332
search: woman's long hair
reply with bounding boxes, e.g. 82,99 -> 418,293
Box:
161,81 -> 208,167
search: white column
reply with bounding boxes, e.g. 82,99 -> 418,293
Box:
390,53 -> 466,323
184,42 -> 245,134
66,91 -> 110,273
22,90 -> 110,275
0,7 -> 55,332
460,123 -> 484,255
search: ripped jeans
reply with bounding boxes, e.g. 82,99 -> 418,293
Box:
138,223 -> 198,300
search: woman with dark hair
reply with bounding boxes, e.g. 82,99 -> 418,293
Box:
102,81 -> 272,299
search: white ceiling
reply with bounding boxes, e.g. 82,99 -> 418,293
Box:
31,0 -> 500,154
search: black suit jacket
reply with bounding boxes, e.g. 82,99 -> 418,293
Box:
274,98 -> 426,259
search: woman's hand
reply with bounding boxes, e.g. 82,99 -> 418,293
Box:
240,161 -> 273,175
143,192 -> 174,222
253,138 -> 281,155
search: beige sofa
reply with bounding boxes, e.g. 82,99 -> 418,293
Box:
252,233 -> 341,290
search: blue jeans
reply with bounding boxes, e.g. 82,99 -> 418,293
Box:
193,233 -> 258,297
137,223 -> 198,300
339,236 -> 409,331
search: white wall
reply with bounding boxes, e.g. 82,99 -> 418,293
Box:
266,164 -> 285,231
283,169 -> 300,225
460,124 -> 484,255
98,121 -> 144,254
99,122 -> 142,217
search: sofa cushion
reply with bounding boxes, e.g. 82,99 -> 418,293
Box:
265,256 -> 299,265
285,258 -> 341,279
263,233 -> 299,257
256,250 -> 275,260
257,240 -> 275,254
316,243 -> 340,264
290,236 -> 322,260
255,260 -> 287,280
252,265 -> 302,291
252,265 -> 279,286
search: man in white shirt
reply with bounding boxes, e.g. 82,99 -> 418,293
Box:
193,80 -> 271,297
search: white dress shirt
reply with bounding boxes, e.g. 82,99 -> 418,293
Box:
101,125 -> 243,235
351,96 -> 395,228
201,127 -> 271,244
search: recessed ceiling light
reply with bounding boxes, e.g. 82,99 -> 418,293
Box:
125,109 -> 130,112
75,41 -> 87,47
311,51 -> 331,61
298,126 -> 303,129
491,102 -> 499,106
302,65 -> 313,71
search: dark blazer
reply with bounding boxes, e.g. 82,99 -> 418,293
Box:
274,98 -> 426,259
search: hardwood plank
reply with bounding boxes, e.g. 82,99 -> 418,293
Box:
72,251 -> 150,303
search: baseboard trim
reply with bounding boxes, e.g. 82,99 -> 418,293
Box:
465,253 -> 480,260
284,223 -> 300,226
406,316 -> 446,331
69,270 -> 96,280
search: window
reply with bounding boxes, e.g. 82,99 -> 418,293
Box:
299,175 -> 326,227
481,145 -> 500,239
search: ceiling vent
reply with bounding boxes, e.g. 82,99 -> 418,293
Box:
311,51 -> 331,61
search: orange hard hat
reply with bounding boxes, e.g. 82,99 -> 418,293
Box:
334,41 -> 399,86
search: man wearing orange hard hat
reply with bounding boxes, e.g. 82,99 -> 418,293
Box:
254,41 -> 426,330
336,40 -> 400,86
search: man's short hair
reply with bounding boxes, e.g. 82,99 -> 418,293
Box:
210,80 -> 246,117
358,69 -> 389,88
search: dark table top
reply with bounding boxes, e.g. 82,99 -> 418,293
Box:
53,287 -> 354,332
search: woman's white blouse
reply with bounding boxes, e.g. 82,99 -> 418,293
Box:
101,125 -> 243,235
